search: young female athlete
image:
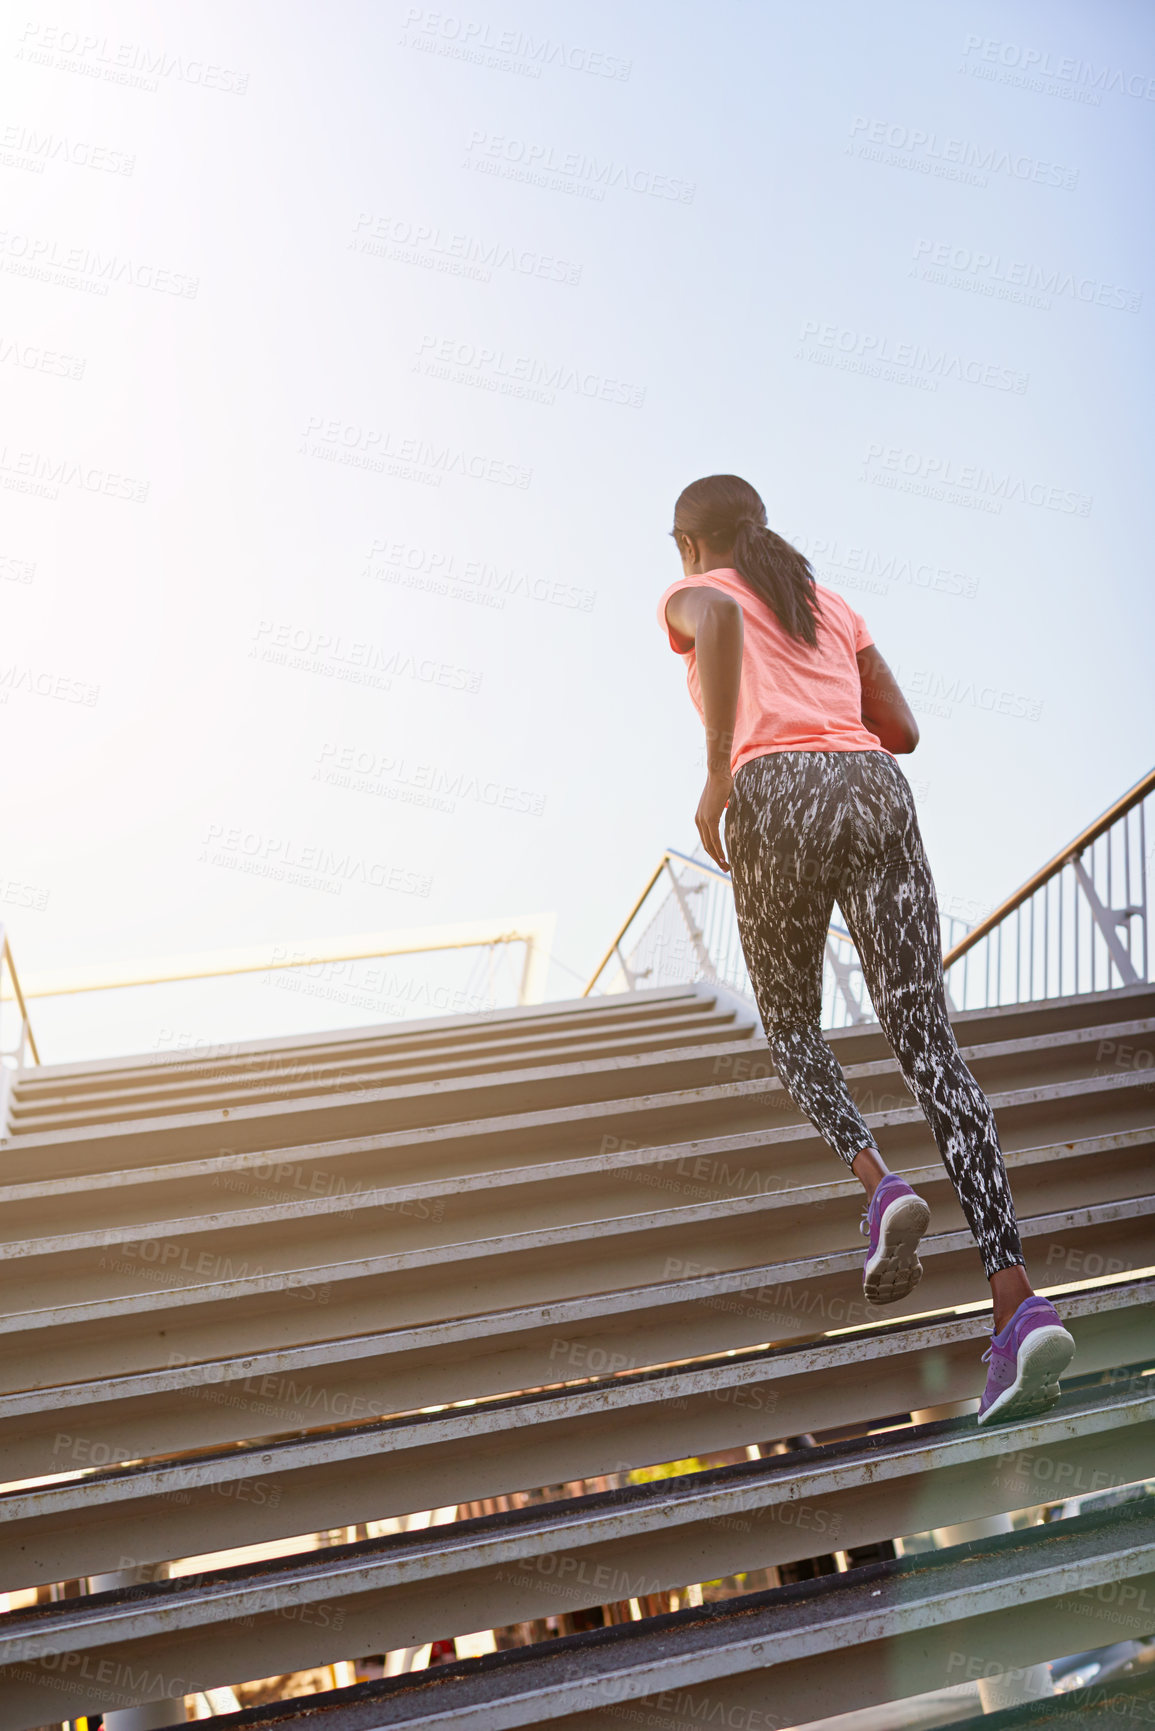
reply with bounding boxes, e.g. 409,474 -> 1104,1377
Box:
658,473 -> 1075,1425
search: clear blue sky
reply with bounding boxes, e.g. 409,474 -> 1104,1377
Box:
2,0 -> 1152,1059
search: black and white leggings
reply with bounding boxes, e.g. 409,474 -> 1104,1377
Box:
725,749 -> 1023,1278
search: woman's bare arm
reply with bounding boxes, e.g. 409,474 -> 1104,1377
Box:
664,586 -> 744,869
857,644 -> 919,754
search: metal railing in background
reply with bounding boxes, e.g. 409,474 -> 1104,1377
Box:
0,915 -> 556,1108
942,767 -> 1153,1011
585,768 -> 1155,1029
0,927 -> 39,1131
583,850 -> 880,1028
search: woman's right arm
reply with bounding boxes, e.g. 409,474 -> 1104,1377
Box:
665,585 -> 744,870
857,644 -> 919,754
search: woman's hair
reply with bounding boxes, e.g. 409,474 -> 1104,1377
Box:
672,474 -> 822,647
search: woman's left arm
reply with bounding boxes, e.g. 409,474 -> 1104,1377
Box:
664,586 -> 744,871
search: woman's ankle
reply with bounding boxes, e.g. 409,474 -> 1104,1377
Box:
851,1144 -> 889,1202
989,1262 -> 1034,1334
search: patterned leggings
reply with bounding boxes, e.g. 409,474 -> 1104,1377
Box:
725,750 -> 1023,1278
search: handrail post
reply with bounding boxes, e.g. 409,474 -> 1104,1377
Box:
1070,851 -> 1141,987
613,943 -> 637,991
583,858 -> 669,995
0,926 -> 39,1138
664,858 -> 716,980
942,765 -> 1155,972
516,918 -> 556,1006
0,924 -> 8,1139
0,931 -> 39,1063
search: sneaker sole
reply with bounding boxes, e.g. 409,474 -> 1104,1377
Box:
977,1325 -> 1077,1426
863,1193 -> 931,1305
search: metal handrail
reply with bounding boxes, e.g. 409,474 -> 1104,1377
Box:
583,850 -> 856,997
0,933 -> 40,1065
583,860 -> 672,996
0,917 -> 557,1081
590,766 -> 1155,1012
0,931 -> 40,1135
941,765 -> 1155,969
2,916 -> 556,1006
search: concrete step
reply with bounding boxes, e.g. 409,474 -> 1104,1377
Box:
8,987 -> 743,1111
8,1002 -> 757,1132
0,1120 -> 1149,1323
1,1011 -> 1150,1216
3,1494 -> 1151,1730
0,1250 -> 1148,1484
944,1673 -> 1155,1729
0,1140 -> 1150,1388
7,985 -> 1152,1182
2,1293 -> 1149,1589
4,978 -> 1152,1727
17,979 -> 1153,1099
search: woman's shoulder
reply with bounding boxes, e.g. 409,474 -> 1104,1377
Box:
658,568 -> 747,613
813,578 -> 849,611
814,580 -> 861,624
814,581 -> 872,651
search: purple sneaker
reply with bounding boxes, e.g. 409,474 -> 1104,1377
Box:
977,1296 -> 1075,1426
860,1173 -> 931,1304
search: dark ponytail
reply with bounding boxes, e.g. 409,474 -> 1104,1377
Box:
672,474 -> 821,648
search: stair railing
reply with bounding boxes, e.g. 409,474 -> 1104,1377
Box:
0,927 -> 40,1131
0,915 -> 556,1084
586,767 -> 1155,1025
584,849 -> 876,1027
942,765 -> 1154,1011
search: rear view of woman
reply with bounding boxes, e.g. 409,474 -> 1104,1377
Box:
658,473 -> 1075,1425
